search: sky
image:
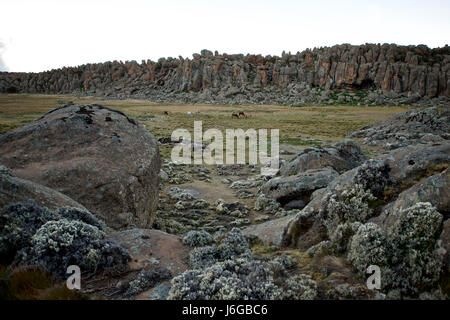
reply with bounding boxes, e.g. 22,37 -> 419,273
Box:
0,0 -> 449,72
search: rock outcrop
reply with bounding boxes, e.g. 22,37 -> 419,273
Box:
261,167 -> 339,204
1,44 -> 449,106
282,142 -> 450,248
245,142 -> 449,298
258,140 -> 366,211
0,104 -> 160,229
349,106 -> 450,149
0,165 -> 86,211
279,140 -> 367,176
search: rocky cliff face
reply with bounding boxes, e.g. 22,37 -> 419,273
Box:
1,44 -> 449,105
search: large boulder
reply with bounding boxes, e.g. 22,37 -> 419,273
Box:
261,167 -> 339,204
279,140 -> 366,176
377,142 -> 450,181
0,104 -> 160,229
0,165 -> 86,211
372,167 -> 450,229
243,215 -> 294,247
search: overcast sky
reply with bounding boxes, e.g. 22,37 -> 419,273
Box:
0,0 -> 449,72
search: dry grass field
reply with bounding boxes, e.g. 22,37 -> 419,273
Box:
0,93 -> 414,159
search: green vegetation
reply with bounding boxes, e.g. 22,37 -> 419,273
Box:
280,137 -> 322,146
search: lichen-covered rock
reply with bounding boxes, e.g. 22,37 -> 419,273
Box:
279,140 -> 366,176
261,167 -> 339,204
0,104 -> 160,229
15,219 -> 130,278
243,214 -> 294,247
279,141 -> 448,297
284,158 -> 393,249
349,107 -> 450,149
379,142 -> 450,182
373,167 -> 449,229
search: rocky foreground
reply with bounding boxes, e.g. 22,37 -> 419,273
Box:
0,104 -> 449,300
1,44 -> 450,107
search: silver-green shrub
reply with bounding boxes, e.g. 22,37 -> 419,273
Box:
283,274 -> 318,300
188,228 -> 253,269
182,230 -> 214,247
347,222 -> 389,274
386,202 -> 444,295
16,219 -> 130,278
124,267 -> 172,297
168,258 -> 283,300
347,202 -> 445,296
0,203 -> 60,261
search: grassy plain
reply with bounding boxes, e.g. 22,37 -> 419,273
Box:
0,93 -> 413,159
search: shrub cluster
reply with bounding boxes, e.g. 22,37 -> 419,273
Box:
0,203 -> 130,278
347,202 -> 444,296
169,228 -> 317,300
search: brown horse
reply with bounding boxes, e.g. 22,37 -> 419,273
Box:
232,113 -> 239,118
239,112 -> 251,118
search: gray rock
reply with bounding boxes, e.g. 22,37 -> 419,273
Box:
0,166 -> 87,211
283,142 -> 450,250
349,107 -> 450,149
279,140 -> 366,176
284,200 -> 307,210
262,167 -> 339,203
0,104 -> 160,230
243,215 -> 294,247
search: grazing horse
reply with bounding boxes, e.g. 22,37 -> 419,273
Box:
238,112 -> 246,118
232,113 -> 239,118
163,111 -> 169,115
